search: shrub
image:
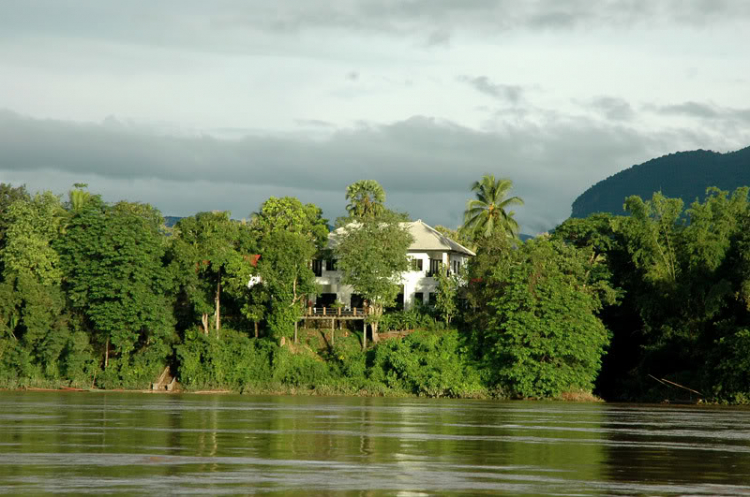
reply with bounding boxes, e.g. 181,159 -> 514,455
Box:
176,327 -> 275,390
271,346 -> 331,388
369,330 -> 483,397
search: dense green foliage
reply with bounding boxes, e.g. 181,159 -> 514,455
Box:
5,177 -> 750,404
334,215 -> 413,345
571,146 -> 750,218
557,186 -> 750,402
479,239 -> 614,398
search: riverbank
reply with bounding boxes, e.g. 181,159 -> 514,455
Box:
3,383 -> 607,402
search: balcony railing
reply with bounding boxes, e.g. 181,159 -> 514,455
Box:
306,307 -> 368,317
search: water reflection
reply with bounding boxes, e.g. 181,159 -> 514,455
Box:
1,392 -> 749,495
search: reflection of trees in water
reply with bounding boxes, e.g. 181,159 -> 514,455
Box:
500,404 -> 606,484
600,407 -> 750,488
8,394 -> 750,493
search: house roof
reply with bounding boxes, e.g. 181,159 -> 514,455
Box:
328,219 -> 475,257
407,220 -> 476,256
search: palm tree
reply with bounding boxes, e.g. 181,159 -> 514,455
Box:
69,183 -> 91,213
345,180 -> 386,219
463,175 -> 523,239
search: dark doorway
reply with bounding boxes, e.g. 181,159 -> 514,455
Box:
351,294 -> 365,309
316,293 -> 337,307
394,293 -> 404,311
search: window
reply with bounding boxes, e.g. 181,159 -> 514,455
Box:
327,258 -> 337,271
414,292 -> 424,304
427,259 -> 441,277
410,258 -> 423,272
451,259 -> 461,274
312,259 -> 323,277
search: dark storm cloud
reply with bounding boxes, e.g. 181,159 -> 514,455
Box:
0,109 -> 718,234
459,76 -> 524,105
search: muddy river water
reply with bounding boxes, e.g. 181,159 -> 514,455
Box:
1,392 -> 749,495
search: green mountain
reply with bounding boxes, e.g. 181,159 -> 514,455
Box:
571,146 -> 750,218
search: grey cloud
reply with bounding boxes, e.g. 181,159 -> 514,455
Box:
589,97 -> 635,121
2,1 -> 749,54
651,101 -> 750,125
425,29 -> 452,47
657,101 -> 721,119
295,119 -> 335,128
0,108 -> 729,234
460,76 -> 524,104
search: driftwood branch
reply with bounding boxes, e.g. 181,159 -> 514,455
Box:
648,374 -> 704,397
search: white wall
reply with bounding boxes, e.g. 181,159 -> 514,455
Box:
316,250 -> 468,310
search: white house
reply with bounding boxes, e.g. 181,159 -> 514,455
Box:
313,220 -> 475,310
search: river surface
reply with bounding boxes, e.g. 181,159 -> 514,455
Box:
1,392 -> 750,495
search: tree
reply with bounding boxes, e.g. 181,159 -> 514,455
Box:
0,192 -> 68,377
616,192 -> 684,285
433,263 -> 461,325
170,212 -> 254,335
482,238 -> 614,398
345,180 -> 386,219
463,175 -> 523,239
57,197 -> 175,379
335,217 -> 413,347
464,230 -> 514,334
250,196 -> 329,343
0,184 -> 30,271
251,197 -> 329,250
256,231 -> 317,343
68,183 -> 92,213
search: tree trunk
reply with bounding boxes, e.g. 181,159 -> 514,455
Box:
371,305 -> 380,343
201,314 -> 209,334
331,319 -> 335,346
104,336 -> 109,369
294,321 -> 298,344
215,279 -> 221,335
254,321 -> 259,339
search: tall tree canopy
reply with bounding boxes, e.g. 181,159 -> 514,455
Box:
251,197 -> 328,250
251,196 -> 326,342
170,211 -> 255,335
256,231 -> 317,343
334,217 -> 413,347
463,175 -> 523,239
481,238 -> 614,398
0,192 -> 68,375
345,180 -> 386,219
56,197 -> 175,384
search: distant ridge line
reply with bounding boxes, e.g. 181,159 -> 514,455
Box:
571,146 -> 750,218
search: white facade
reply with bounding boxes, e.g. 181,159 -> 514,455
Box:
314,220 -> 475,310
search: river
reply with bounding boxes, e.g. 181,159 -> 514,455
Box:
1,392 -> 749,495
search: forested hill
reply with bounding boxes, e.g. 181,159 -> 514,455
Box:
571,146 -> 750,218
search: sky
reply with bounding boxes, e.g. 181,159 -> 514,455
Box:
1,1 -> 749,234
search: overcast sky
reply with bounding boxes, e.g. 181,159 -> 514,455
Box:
1,1 -> 749,233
